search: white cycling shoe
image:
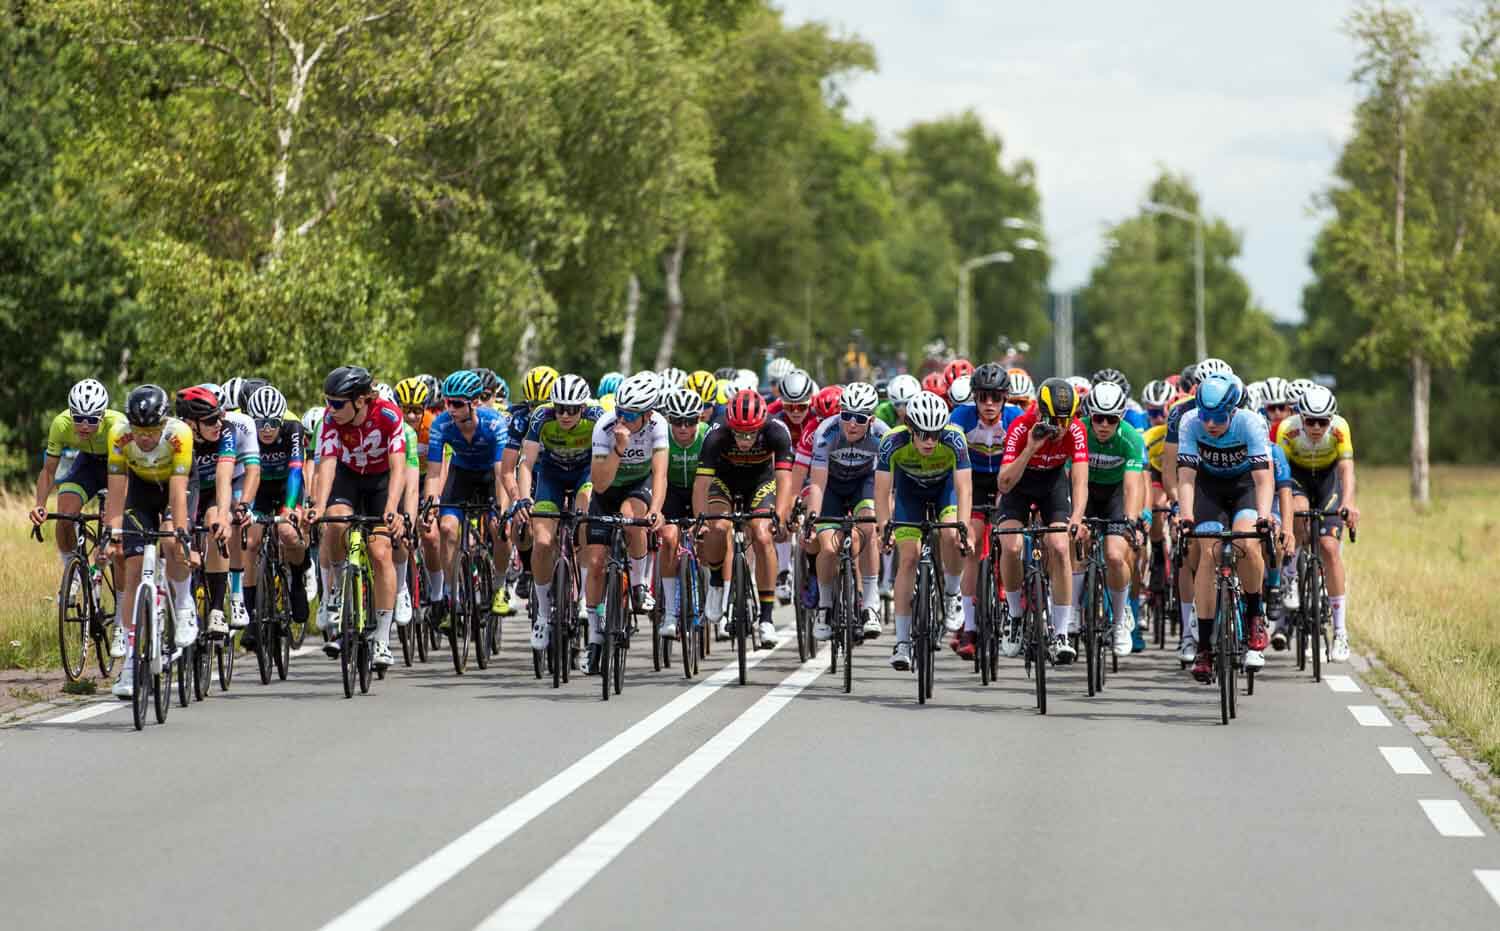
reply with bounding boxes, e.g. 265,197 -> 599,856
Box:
395,588 -> 413,626
207,609 -> 229,638
1329,634 -> 1351,663
889,641 -> 912,671
112,663 -> 134,700
175,611 -> 199,648
862,608 -> 882,639
813,610 -> 833,642
110,624 -> 128,659
758,621 -> 779,646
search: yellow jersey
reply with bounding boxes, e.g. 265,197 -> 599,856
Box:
1142,424 -> 1167,472
108,418 -> 193,483
1276,414 -> 1353,470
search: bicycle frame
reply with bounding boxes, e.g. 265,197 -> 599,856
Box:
701,510 -> 778,687
817,513 -> 877,694
884,516 -> 968,705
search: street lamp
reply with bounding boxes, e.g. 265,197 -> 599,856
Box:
956,220 -> 1042,359
1142,201 -> 1206,360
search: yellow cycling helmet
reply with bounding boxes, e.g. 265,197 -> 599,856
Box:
1036,377 -> 1079,422
394,376 -> 430,410
714,381 -> 730,405
522,365 -> 559,404
685,370 -> 718,404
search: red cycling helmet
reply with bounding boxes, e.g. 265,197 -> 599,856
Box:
726,388 -> 768,431
811,385 -> 843,422
175,385 -> 222,420
922,371 -> 949,399
943,358 -> 974,385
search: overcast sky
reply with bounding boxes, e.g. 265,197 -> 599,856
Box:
777,0 -> 1463,322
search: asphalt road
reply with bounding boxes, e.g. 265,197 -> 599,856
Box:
4,604 -> 1500,931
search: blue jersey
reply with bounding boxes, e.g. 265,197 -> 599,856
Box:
505,402 -> 535,453
1123,399 -> 1149,433
1164,396 -> 1198,444
1270,442 -> 1294,491
948,403 -> 1021,474
1176,408 -> 1270,479
877,424 -> 971,488
428,406 -> 508,472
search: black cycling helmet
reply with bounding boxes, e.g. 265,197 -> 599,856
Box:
1091,368 -> 1130,394
126,384 -> 170,427
1179,363 -> 1199,392
237,377 -> 269,410
713,366 -> 739,383
323,365 -> 373,399
475,367 -> 501,397
971,362 -> 1009,393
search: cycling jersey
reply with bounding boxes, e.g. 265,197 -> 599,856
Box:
224,410 -> 261,478
1001,405 -> 1088,473
1176,408 -> 1270,478
1276,414 -> 1354,471
318,399 -> 407,475
877,424 -> 970,487
505,401 -> 536,453
1163,394 -> 1197,444
189,423 -> 239,486
873,400 -> 899,428
256,421 -> 305,510
46,409 -> 125,458
108,418 -> 194,484
1142,424 -> 1167,472
402,423 -> 420,471
591,410 -> 668,486
428,406 -> 507,471
413,408 -> 435,451
949,402 -> 1022,474
1123,399 -> 1150,432
667,422 -> 709,489
525,403 -> 604,473
1085,421 -> 1145,485
696,419 -> 794,487
809,415 -> 890,483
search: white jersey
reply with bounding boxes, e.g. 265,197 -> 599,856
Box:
591,411 -> 667,486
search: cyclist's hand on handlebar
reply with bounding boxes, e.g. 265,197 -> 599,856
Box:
28,505 -> 46,527
303,506 -> 319,526
644,507 -> 662,529
957,526 -> 972,557
1344,504 -> 1360,532
232,502 -> 252,527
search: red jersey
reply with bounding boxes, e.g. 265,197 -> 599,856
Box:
792,415 -> 823,469
1001,405 -> 1088,473
319,398 -> 407,475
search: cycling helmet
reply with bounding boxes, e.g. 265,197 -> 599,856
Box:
685,370 -> 717,403
779,369 -> 814,404
905,391 -> 950,433
598,371 -> 624,397
943,358 -> 975,385
1244,380 -> 1267,411
734,368 -> 759,393
1086,381 -> 1128,418
493,376 -> 509,403
1196,357 -> 1234,381
658,367 -> 687,390
374,382 -> 395,403
221,376 -> 247,410
811,385 -> 843,421
615,372 -> 661,413
1289,378 -> 1318,407
662,386 -> 704,420
302,406 -> 325,435
1298,384 -> 1337,417
1141,379 -> 1175,408
1091,368 -> 1130,394
125,385 -> 169,428
198,382 -> 227,410
67,378 -> 109,418
522,366 -> 559,404
767,357 -> 795,385
246,385 -> 288,420
714,366 -> 739,383
1007,369 -> 1035,400
323,365 -> 373,399
726,388 -> 768,431
394,377 -> 431,410
549,373 -> 592,406
1066,375 -> 1092,399
971,363 -> 1008,394
841,382 -> 879,416
947,374 -> 973,406
175,385 -> 222,421
1196,374 -> 1241,418
415,374 -> 441,409
473,368 -> 500,397
1178,364 -> 1199,392
1261,376 -> 1291,406
922,371 -> 949,398
442,369 -> 484,401
887,374 -> 921,406
1036,378 -> 1079,422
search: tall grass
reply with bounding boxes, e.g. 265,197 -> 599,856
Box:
0,491 -> 68,669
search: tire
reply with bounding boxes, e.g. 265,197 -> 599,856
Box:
612,577 -> 627,697
357,637 -> 372,695
915,561 -> 932,705
255,564 -> 274,685
841,562 -> 855,695
153,601 -> 173,724
131,593 -> 151,731
1311,559 -> 1326,684
924,561 -> 939,701
1033,585 -> 1048,716
1093,562 -> 1108,694
177,644 -> 191,707
410,559 -> 428,664
601,570 -> 621,702
732,551 -> 751,686
398,620 -> 413,668
217,628 -> 235,691
552,557 -> 572,689
57,557 -> 87,682
1084,561 -> 1098,698
793,545 -> 810,663
975,557 -> 992,683
679,556 -> 698,679
340,570 -> 358,698
94,562 -> 119,678
449,556 -> 471,675
471,556 -> 490,671
193,630 -> 211,703
1216,590 -> 1232,726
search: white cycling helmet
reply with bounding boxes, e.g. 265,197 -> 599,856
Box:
374,382 -> 395,403
221,377 -> 246,411
1141,379 -> 1174,408
1289,378 -> 1317,407
906,391 -> 951,433
886,374 -> 921,406
246,385 -> 288,420
767,357 -> 795,385
1245,380 -> 1267,412
946,374 -> 973,406
662,386 -> 703,420
615,372 -> 662,413
841,381 -> 879,416
1298,384 -> 1337,417
1262,376 -> 1291,406
1086,380 -> 1128,418
658,367 -> 687,390
1196,357 -> 1234,381
200,382 -> 228,410
734,368 -> 759,393
1066,375 -> 1092,399
549,373 -> 592,405
68,378 -> 110,418
779,368 -> 814,404
301,406 -> 325,436
1008,370 -> 1035,400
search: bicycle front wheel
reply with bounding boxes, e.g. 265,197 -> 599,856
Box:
732,551 -> 751,686
57,557 -> 88,682
915,560 -> 933,705
1311,559 -> 1327,684
449,557 -> 471,675
841,562 -> 855,695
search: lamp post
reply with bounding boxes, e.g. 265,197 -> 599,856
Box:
956,219 -> 1042,359
1142,201 -> 1206,360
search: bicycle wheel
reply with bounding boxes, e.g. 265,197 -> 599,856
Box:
93,561 -> 119,678
612,573 -> 627,697
601,569 -> 623,701
1092,561 -> 1109,695
193,634 -> 211,702
731,550 -> 751,685
552,557 -> 572,689
1083,561 -> 1099,698
925,558 -> 939,700
679,555 -> 699,680
1215,587 -> 1232,726
410,558 -> 428,664
153,604 -> 173,724
339,570 -> 357,698
130,593 -> 150,730
975,556 -> 992,683
57,557 -> 88,682
398,615 -> 413,667
358,569 -> 375,694
217,625 -> 235,691
449,556 -> 471,675
841,561 -> 855,695
1033,583 -> 1048,715
914,559 -> 932,705
255,564 -> 274,685
471,555 -> 491,671
177,641 -> 191,707
793,545 -> 810,663
1311,558 -> 1327,684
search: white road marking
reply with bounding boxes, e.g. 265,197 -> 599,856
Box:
316,633 -> 793,931
475,653 -> 825,931
1324,674 -> 1360,693
1348,705 -> 1391,727
1419,800 -> 1484,838
1475,870 -> 1500,908
44,702 -> 123,724
1378,746 -> 1431,775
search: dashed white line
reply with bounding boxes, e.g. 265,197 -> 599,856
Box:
1419,800 -> 1484,838
44,702 -> 123,724
475,653 -> 826,931
1379,746 -> 1431,775
1324,674 -> 1360,693
1475,870 -> 1500,908
316,633 -> 793,931
1348,705 -> 1391,727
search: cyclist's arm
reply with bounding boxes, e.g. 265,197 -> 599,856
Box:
1176,465 -> 1196,522
874,469 -> 893,528
239,462 -> 261,511
1338,457 -> 1357,525
590,453 -> 620,495
33,453 -> 61,513
311,456 -> 338,514
1162,441 -> 1179,503
384,449 -> 408,518
168,474 -> 190,534
954,468 -> 973,528
499,447 -> 520,500
773,468 -> 794,524
518,441 -> 540,502
1252,466 -> 1273,523
805,464 -> 828,519
789,461 -> 809,491
1069,461 -> 1088,527
214,456 -> 234,518
692,473 -> 712,518
105,473 -> 127,533
648,448 -> 668,517
1124,471 -> 1145,524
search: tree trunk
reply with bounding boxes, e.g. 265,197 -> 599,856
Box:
462,319 -> 482,368
654,233 -> 687,371
1410,350 -> 1430,507
514,320 -> 538,376
619,274 -> 640,372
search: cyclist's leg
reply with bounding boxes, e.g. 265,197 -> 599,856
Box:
888,474 -> 930,663
747,480 -> 779,633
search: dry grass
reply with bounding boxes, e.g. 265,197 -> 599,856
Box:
1345,466 -> 1500,771
0,491 -> 67,669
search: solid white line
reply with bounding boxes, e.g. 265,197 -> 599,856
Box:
1379,746 -> 1431,775
1419,799 -> 1484,838
1324,674 -> 1361,693
1475,870 -> 1500,908
316,632 -> 793,931
1348,705 -> 1391,727
475,653 -> 825,931
44,702 -> 123,724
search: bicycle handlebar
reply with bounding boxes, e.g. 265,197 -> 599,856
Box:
1294,507 -> 1357,543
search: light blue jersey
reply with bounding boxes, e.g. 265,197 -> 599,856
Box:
1176,408 -> 1270,479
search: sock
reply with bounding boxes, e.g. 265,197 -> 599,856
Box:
328,563 -> 347,607
818,580 -> 832,609
1180,600 -> 1196,636
862,575 -> 878,611
1109,587 -> 1129,625
1330,595 -> 1347,635
170,577 -> 195,618
708,563 -> 725,587
1005,591 -> 1023,618
243,585 -> 258,621
394,559 -> 409,594
1051,603 -> 1073,636
1199,614 -> 1213,649
963,596 -> 977,633
533,582 -> 553,622
662,577 -> 680,617
630,555 -> 649,587
429,570 -> 445,601
881,552 -> 894,589
519,544 -> 533,572
1285,550 -> 1299,581
579,567 -> 589,597
374,609 -> 393,645
776,540 -> 791,574
1267,566 -> 1280,588
229,568 -> 243,599
1245,592 -> 1263,621
944,573 -> 961,597
589,604 -> 605,644
207,571 -> 228,614
758,591 -> 775,626
895,614 -> 912,644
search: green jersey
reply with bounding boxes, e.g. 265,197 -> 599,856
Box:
667,422 -> 709,488
403,423 -> 420,470
873,400 -> 900,429
1085,421 -> 1145,485
46,409 -> 125,458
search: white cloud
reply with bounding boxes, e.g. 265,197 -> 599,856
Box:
777,0 -> 1464,322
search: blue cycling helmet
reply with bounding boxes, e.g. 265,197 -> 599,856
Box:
1196,374 -> 1242,419
443,369 -> 484,401
599,371 -> 624,397
493,376 -> 509,403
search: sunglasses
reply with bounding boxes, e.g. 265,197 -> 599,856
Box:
619,409 -> 644,423
840,411 -> 870,425
445,398 -> 472,410
1266,404 -> 1290,414
732,430 -> 759,442
255,418 -> 283,431
1303,417 -> 1331,428
1146,407 -> 1167,419
1091,414 -> 1120,426
914,428 -> 943,442
669,416 -> 700,428
325,397 -> 351,410
195,414 -> 223,427
72,414 -> 102,426
557,405 -> 584,417
401,406 -> 425,416
782,403 -> 810,413
1200,409 -> 1231,426
975,390 -> 1007,404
